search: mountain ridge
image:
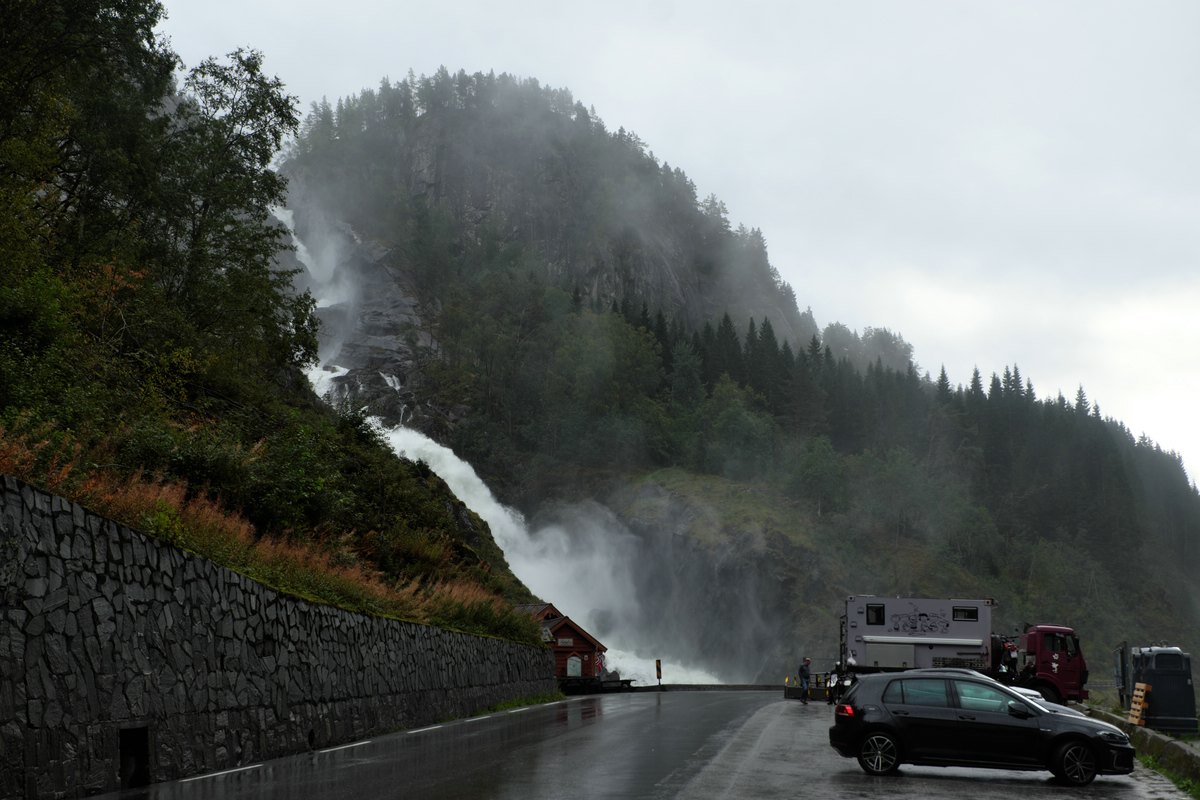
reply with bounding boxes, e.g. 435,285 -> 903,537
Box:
282,68 -> 1200,682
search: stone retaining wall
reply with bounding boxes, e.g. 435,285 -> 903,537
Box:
0,476 -> 555,799
1091,707 -> 1200,787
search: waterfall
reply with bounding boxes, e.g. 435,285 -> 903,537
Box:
366,424 -> 721,685
279,206 -> 721,685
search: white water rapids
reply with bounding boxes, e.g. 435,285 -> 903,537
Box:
282,206 -> 720,685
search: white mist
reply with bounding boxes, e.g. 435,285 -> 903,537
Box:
370,424 -> 721,686
286,207 -> 720,685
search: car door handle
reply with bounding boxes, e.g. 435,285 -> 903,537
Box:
891,710 -> 910,716
958,714 -> 976,721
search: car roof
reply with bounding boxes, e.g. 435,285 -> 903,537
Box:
900,668 -> 1002,683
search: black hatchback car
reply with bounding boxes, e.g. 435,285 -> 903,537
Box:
829,672 -> 1134,785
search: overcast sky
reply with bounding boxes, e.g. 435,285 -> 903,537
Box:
159,1 -> 1200,482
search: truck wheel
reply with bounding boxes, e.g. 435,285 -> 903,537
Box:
1052,740 -> 1097,786
1038,684 -> 1062,705
857,732 -> 900,775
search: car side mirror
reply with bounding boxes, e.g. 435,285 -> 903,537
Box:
1007,701 -> 1033,719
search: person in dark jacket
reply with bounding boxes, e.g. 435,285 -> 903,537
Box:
798,657 -> 812,704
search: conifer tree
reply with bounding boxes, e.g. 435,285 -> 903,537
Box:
936,366 -> 952,403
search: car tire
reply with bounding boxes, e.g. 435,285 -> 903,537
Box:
857,731 -> 900,776
1052,740 -> 1098,786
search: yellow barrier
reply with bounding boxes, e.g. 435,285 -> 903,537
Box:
1128,682 -> 1151,726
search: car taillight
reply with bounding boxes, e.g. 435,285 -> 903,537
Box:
835,704 -> 855,717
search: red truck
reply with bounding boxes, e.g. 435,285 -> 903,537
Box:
838,596 -> 1089,704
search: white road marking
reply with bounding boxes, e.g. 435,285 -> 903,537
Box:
180,764 -> 260,782
319,740 -> 372,754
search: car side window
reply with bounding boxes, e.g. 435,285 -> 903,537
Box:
953,680 -> 1012,713
883,678 -> 949,708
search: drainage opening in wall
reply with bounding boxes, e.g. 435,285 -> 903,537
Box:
119,726 -> 150,789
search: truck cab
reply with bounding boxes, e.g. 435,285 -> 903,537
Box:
1114,644 -> 1198,734
1019,624 -> 1088,704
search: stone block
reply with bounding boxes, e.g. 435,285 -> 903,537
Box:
45,634 -> 69,675
92,531 -> 107,563
92,596 -> 113,623
127,582 -> 145,603
109,686 -> 129,719
72,530 -> 88,562
127,677 -> 146,717
43,700 -> 63,728
28,698 -> 44,728
42,587 -> 68,613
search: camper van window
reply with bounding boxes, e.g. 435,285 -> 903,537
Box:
952,607 -> 978,622
866,604 -> 885,625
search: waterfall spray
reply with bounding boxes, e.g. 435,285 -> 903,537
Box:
365,421 -> 720,685
283,206 -> 721,685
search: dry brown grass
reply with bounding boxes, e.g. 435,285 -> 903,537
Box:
1,424 -> 537,641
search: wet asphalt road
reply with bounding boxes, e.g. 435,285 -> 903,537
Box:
97,691 -> 1190,800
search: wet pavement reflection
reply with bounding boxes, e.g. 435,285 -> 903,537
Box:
93,691 -> 1191,800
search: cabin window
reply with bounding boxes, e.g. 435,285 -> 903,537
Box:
566,656 -> 582,677
952,607 -> 978,622
866,604 -> 885,625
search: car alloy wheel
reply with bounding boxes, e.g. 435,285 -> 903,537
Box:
1054,741 -> 1098,786
857,732 -> 900,775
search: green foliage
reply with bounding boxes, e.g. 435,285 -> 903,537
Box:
141,500 -> 187,547
0,4 -> 540,644
787,436 -> 845,515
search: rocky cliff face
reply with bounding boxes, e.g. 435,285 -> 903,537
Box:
284,188 -> 460,435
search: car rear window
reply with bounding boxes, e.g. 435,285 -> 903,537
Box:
882,678 -> 950,708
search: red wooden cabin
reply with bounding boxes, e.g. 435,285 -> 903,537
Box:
516,603 -> 607,679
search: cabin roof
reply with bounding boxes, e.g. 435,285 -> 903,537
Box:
515,603 -> 606,653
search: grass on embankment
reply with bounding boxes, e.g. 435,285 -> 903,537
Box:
0,421 -> 543,646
